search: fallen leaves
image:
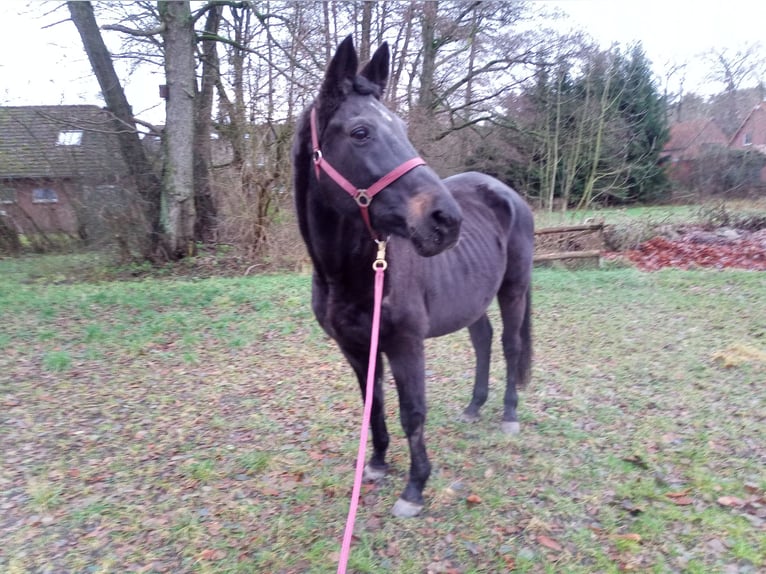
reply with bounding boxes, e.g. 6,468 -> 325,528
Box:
621,228 -> 766,271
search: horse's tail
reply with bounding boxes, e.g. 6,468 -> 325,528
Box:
516,283 -> 532,389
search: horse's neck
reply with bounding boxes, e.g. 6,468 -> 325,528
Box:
304,184 -> 377,286
293,126 -> 378,291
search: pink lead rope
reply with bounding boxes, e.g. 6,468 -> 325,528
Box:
336,240 -> 388,574
309,106 -> 421,571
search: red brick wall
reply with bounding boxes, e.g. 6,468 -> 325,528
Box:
1,179 -> 80,235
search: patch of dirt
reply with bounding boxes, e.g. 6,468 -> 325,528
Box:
613,227 -> 766,271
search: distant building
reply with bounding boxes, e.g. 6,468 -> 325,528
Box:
0,105 -> 130,235
661,119 -> 729,189
728,101 -> 766,183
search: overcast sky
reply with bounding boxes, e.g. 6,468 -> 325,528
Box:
1,1 -> 764,125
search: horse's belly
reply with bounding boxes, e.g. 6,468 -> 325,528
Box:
424,275 -> 502,338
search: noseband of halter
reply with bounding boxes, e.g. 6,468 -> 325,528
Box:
310,107 -> 426,239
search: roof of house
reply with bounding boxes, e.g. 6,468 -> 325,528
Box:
0,105 -> 130,180
663,118 -> 728,156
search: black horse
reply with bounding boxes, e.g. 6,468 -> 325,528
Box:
292,36 -> 534,517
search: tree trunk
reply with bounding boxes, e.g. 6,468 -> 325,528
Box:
159,0 -> 197,258
359,0 -> 374,62
418,0 -> 439,112
194,4 -> 222,243
67,1 -> 165,260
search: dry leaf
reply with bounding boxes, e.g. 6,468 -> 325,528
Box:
717,495 -> 744,507
198,548 -> 225,561
670,496 -> 693,506
536,534 -> 563,552
612,533 -> 642,542
466,493 -> 482,505
621,454 -> 649,469
665,489 -> 691,498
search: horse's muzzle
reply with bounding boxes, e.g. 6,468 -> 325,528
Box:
409,197 -> 462,257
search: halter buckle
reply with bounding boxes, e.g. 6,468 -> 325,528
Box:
355,190 -> 371,207
373,239 -> 388,270
313,149 -> 322,163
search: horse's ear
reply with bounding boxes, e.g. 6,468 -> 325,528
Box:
360,42 -> 390,94
320,35 -> 358,103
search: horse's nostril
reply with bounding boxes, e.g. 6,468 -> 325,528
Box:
431,209 -> 451,227
431,208 -> 460,231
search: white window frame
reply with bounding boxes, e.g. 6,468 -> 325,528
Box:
32,188 -> 59,204
57,130 -> 83,146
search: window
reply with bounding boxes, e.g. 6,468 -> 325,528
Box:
32,188 -> 58,204
743,132 -> 752,146
0,188 -> 16,204
57,130 -> 83,146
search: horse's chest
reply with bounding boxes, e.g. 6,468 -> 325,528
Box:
313,284 -> 377,347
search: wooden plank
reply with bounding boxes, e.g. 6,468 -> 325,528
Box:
535,223 -> 604,235
533,249 -> 601,263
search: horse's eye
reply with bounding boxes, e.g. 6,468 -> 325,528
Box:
350,126 -> 369,140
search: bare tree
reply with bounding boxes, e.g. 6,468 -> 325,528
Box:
67,0 -> 165,260
704,43 -> 766,135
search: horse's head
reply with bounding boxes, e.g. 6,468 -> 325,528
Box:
307,36 -> 462,257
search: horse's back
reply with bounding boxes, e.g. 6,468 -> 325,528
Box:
413,172 -> 533,337
444,172 -> 534,241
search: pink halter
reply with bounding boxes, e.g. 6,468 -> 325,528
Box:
310,107 -> 426,238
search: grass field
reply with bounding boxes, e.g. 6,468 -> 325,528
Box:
1,255 -> 765,573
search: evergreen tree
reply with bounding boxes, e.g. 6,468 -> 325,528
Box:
468,41 -> 670,208
611,44 -> 670,203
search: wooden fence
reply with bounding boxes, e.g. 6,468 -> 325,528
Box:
533,222 -> 604,264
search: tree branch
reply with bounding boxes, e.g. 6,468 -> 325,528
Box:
101,23 -> 165,36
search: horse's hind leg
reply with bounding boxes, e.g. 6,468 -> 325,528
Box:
497,283 -> 532,435
342,349 -> 390,479
461,313 -> 493,422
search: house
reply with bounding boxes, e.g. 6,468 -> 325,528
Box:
728,101 -> 766,183
661,118 -> 729,188
663,118 -> 729,161
0,105 -> 130,235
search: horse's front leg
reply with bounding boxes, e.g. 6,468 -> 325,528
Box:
386,337 -> 430,517
341,348 -> 390,479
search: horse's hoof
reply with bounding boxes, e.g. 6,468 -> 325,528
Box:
501,421 -> 520,435
391,498 -> 423,518
460,411 -> 481,423
363,463 -> 388,481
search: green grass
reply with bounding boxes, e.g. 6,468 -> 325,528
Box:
534,203 -> 700,228
1,255 -> 764,573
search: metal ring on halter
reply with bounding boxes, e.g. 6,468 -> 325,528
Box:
355,190 -> 371,207
372,259 -> 388,271
313,149 -> 322,163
